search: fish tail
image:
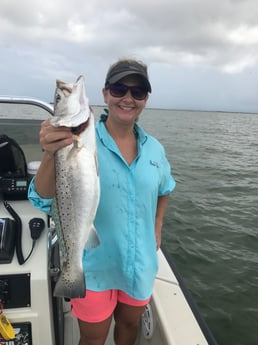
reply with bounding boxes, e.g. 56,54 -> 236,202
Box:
84,225 -> 100,250
53,262 -> 86,299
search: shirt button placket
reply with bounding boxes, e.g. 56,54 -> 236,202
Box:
126,167 -> 136,289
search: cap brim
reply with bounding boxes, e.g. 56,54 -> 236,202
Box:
108,71 -> 152,93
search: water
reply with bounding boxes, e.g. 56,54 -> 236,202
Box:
139,109 -> 258,345
1,103 -> 258,345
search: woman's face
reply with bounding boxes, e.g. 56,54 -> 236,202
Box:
102,75 -> 149,126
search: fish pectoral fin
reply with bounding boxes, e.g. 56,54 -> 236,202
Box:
84,225 -> 100,250
67,145 -> 82,160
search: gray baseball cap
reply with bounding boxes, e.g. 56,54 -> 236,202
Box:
105,60 -> 152,92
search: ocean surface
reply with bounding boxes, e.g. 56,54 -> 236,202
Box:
1,102 -> 257,345
139,108 -> 258,345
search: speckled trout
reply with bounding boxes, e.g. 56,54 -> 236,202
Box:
51,75 -> 100,299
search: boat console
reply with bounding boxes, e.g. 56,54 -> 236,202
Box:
0,200 -> 55,345
0,98 -> 57,344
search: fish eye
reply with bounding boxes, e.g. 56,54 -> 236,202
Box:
60,86 -> 73,97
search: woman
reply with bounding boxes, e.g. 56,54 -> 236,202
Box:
28,58 -> 176,345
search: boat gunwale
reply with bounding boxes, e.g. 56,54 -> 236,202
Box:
0,96 -> 54,117
161,245 -> 218,345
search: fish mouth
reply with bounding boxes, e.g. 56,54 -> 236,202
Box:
71,118 -> 90,135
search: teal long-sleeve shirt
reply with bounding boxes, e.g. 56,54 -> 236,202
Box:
28,119 -> 176,299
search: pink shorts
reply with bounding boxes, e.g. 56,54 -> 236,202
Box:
71,290 -> 151,323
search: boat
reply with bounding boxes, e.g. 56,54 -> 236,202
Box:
0,97 -> 218,345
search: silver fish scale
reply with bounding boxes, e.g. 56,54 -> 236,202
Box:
55,148 -> 76,253
51,198 -> 67,260
53,143 -> 88,298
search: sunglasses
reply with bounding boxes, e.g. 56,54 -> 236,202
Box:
107,83 -> 148,100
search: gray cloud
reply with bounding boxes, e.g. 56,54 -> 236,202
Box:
0,0 -> 257,111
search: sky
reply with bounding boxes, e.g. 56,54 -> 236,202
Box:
0,0 -> 258,112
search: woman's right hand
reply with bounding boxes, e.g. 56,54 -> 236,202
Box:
40,118 -> 73,157
34,119 -> 74,198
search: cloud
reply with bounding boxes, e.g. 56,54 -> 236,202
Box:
1,0 -> 258,68
0,0 -> 258,111
228,25 -> 258,45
